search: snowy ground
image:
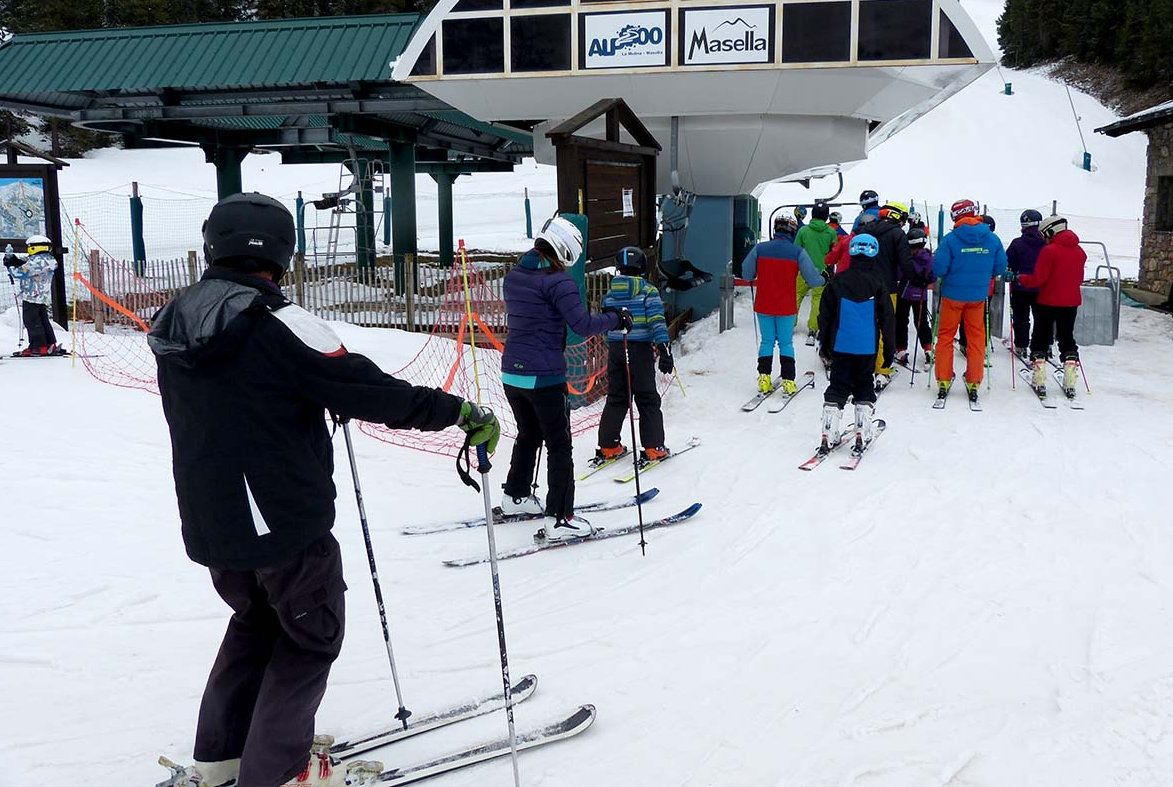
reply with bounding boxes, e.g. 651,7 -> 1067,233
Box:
4,297 -> 1173,787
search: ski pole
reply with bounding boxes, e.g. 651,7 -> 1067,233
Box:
984,296 -> 992,391
672,367 -> 688,397
927,290 -> 942,389
531,445 -> 543,500
1077,358 -> 1092,393
341,421 -> 412,731
909,298 -> 921,387
471,441 -> 523,787
622,333 -> 648,555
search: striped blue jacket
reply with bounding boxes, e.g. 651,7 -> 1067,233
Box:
602,275 -> 669,344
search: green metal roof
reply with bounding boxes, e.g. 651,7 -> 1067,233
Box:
0,14 -> 418,97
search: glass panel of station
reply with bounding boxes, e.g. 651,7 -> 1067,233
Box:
510,0 -> 571,7
511,14 -> 572,72
782,1 -> 851,63
411,34 -> 437,76
443,17 -> 506,74
937,10 -> 973,58
858,0 -> 932,61
453,0 -> 502,11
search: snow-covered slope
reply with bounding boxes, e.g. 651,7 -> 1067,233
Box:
5,298 -> 1173,786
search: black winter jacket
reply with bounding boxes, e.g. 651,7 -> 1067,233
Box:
819,255 -> 896,367
149,267 -> 463,570
866,218 -> 914,292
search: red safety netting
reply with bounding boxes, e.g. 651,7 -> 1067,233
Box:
359,250 -> 613,457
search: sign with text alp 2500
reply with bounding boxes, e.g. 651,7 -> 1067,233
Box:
582,10 -> 670,70
681,6 -> 774,66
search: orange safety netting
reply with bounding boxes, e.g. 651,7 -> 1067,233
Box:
358,249 -> 612,457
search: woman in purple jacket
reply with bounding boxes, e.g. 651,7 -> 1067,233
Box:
500,216 -> 630,541
1006,209 -> 1047,357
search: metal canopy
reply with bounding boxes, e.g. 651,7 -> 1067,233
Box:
0,14 -> 533,169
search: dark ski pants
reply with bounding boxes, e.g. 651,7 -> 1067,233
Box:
503,383 -> 575,519
1030,304 -> 1079,361
1009,290 -> 1039,350
824,352 -> 876,408
598,341 -> 665,450
22,301 -> 57,348
194,534 -> 346,787
894,295 -> 932,352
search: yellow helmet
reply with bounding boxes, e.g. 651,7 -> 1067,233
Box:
25,234 -> 52,255
880,202 -> 910,223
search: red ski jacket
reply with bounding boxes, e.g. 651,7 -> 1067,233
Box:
826,233 -> 854,273
1017,230 -> 1086,307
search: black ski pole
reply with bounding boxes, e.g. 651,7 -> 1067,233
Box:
468,440 -> 522,787
909,298 -> 921,387
340,421 -> 412,731
622,333 -> 648,555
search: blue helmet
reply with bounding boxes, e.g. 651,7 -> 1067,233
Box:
849,233 -> 880,258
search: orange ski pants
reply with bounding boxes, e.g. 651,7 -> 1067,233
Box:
935,297 -> 986,386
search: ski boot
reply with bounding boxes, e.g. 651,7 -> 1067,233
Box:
1062,359 -> 1078,393
1016,346 -> 1029,361
535,514 -> 596,542
642,446 -> 670,462
188,758 -> 240,787
499,493 -> 544,517
893,350 -> 909,367
936,380 -> 951,402
1031,357 -> 1047,393
922,345 -> 934,369
965,382 -> 980,405
853,402 -> 875,449
820,403 -> 842,451
276,736 -> 382,786
757,373 -> 774,394
779,378 -> 799,396
590,443 -> 627,467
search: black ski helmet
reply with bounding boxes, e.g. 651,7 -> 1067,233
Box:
812,202 -> 830,221
202,192 -> 296,275
859,189 -> 880,208
616,246 -> 647,275
1020,209 -> 1043,228
981,214 -> 996,232
907,227 -> 929,247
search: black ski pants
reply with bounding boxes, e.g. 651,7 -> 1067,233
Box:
894,295 -> 932,352
503,383 -> 575,519
1009,290 -> 1038,350
22,301 -> 57,348
597,341 -> 665,450
194,534 -> 346,787
824,352 -> 876,408
1030,304 -> 1079,361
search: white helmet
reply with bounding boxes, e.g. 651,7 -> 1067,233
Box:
25,234 -> 52,254
536,216 -> 584,267
1039,215 -> 1068,240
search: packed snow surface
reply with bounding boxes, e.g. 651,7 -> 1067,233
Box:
4,298 -> 1173,786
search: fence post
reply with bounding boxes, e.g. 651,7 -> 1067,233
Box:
186,250 -> 199,286
89,249 -> 105,334
293,251 -> 306,307
405,252 -> 416,332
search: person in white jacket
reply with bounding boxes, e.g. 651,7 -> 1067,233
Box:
4,234 -> 59,355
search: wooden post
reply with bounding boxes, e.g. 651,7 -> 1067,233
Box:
405,252 -> 416,332
88,249 -> 104,334
187,250 -> 199,285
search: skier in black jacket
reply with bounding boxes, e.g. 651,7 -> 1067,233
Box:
148,193 -> 499,787
865,201 -> 912,380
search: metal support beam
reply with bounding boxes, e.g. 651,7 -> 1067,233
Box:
431,172 -> 460,268
346,158 -> 377,268
389,141 -> 417,291
202,144 -> 248,199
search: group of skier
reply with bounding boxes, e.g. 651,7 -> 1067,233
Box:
737,189 -> 1089,455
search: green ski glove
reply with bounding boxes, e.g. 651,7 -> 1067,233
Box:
458,401 -> 501,454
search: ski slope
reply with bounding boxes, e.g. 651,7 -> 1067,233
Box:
4,294 -> 1173,786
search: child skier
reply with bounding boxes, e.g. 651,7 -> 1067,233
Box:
893,228 -> 935,368
595,246 -> 673,464
741,215 -> 823,395
829,211 -> 849,238
3,235 -> 60,356
1010,215 -> 1087,395
817,234 -> 895,450
852,190 -> 881,232
1005,209 -> 1046,358
794,202 -> 839,346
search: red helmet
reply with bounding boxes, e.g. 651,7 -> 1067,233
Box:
950,199 -> 979,223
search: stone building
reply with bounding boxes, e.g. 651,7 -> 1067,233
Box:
1097,101 -> 1173,301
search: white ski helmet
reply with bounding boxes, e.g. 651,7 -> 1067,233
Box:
1040,214 -> 1068,240
25,234 -> 52,255
536,215 -> 584,267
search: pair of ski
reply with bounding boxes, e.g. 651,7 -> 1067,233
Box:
741,370 -> 816,414
930,376 -> 982,412
798,420 -> 887,471
157,675 -> 595,786
1015,364 -> 1083,409
577,436 -> 702,483
8,350 -> 102,359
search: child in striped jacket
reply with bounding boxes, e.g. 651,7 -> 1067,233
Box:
595,247 -> 673,464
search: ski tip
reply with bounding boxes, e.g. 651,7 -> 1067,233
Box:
679,502 -> 703,517
638,487 -> 660,503
514,673 -> 538,694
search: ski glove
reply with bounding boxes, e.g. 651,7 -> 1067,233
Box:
458,401 -> 501,454
1001,269 -> 1019,283
602,306 -> 635,332
656,343 -> 674,374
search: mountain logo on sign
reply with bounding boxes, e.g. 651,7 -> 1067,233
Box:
589,23 -> 665,58
688,16 -> 768,59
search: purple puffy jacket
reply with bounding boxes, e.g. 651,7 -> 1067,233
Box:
501,250 -> 619,379
900,249 -> 936,301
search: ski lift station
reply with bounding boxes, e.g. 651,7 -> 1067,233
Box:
0,0 -> 994,319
